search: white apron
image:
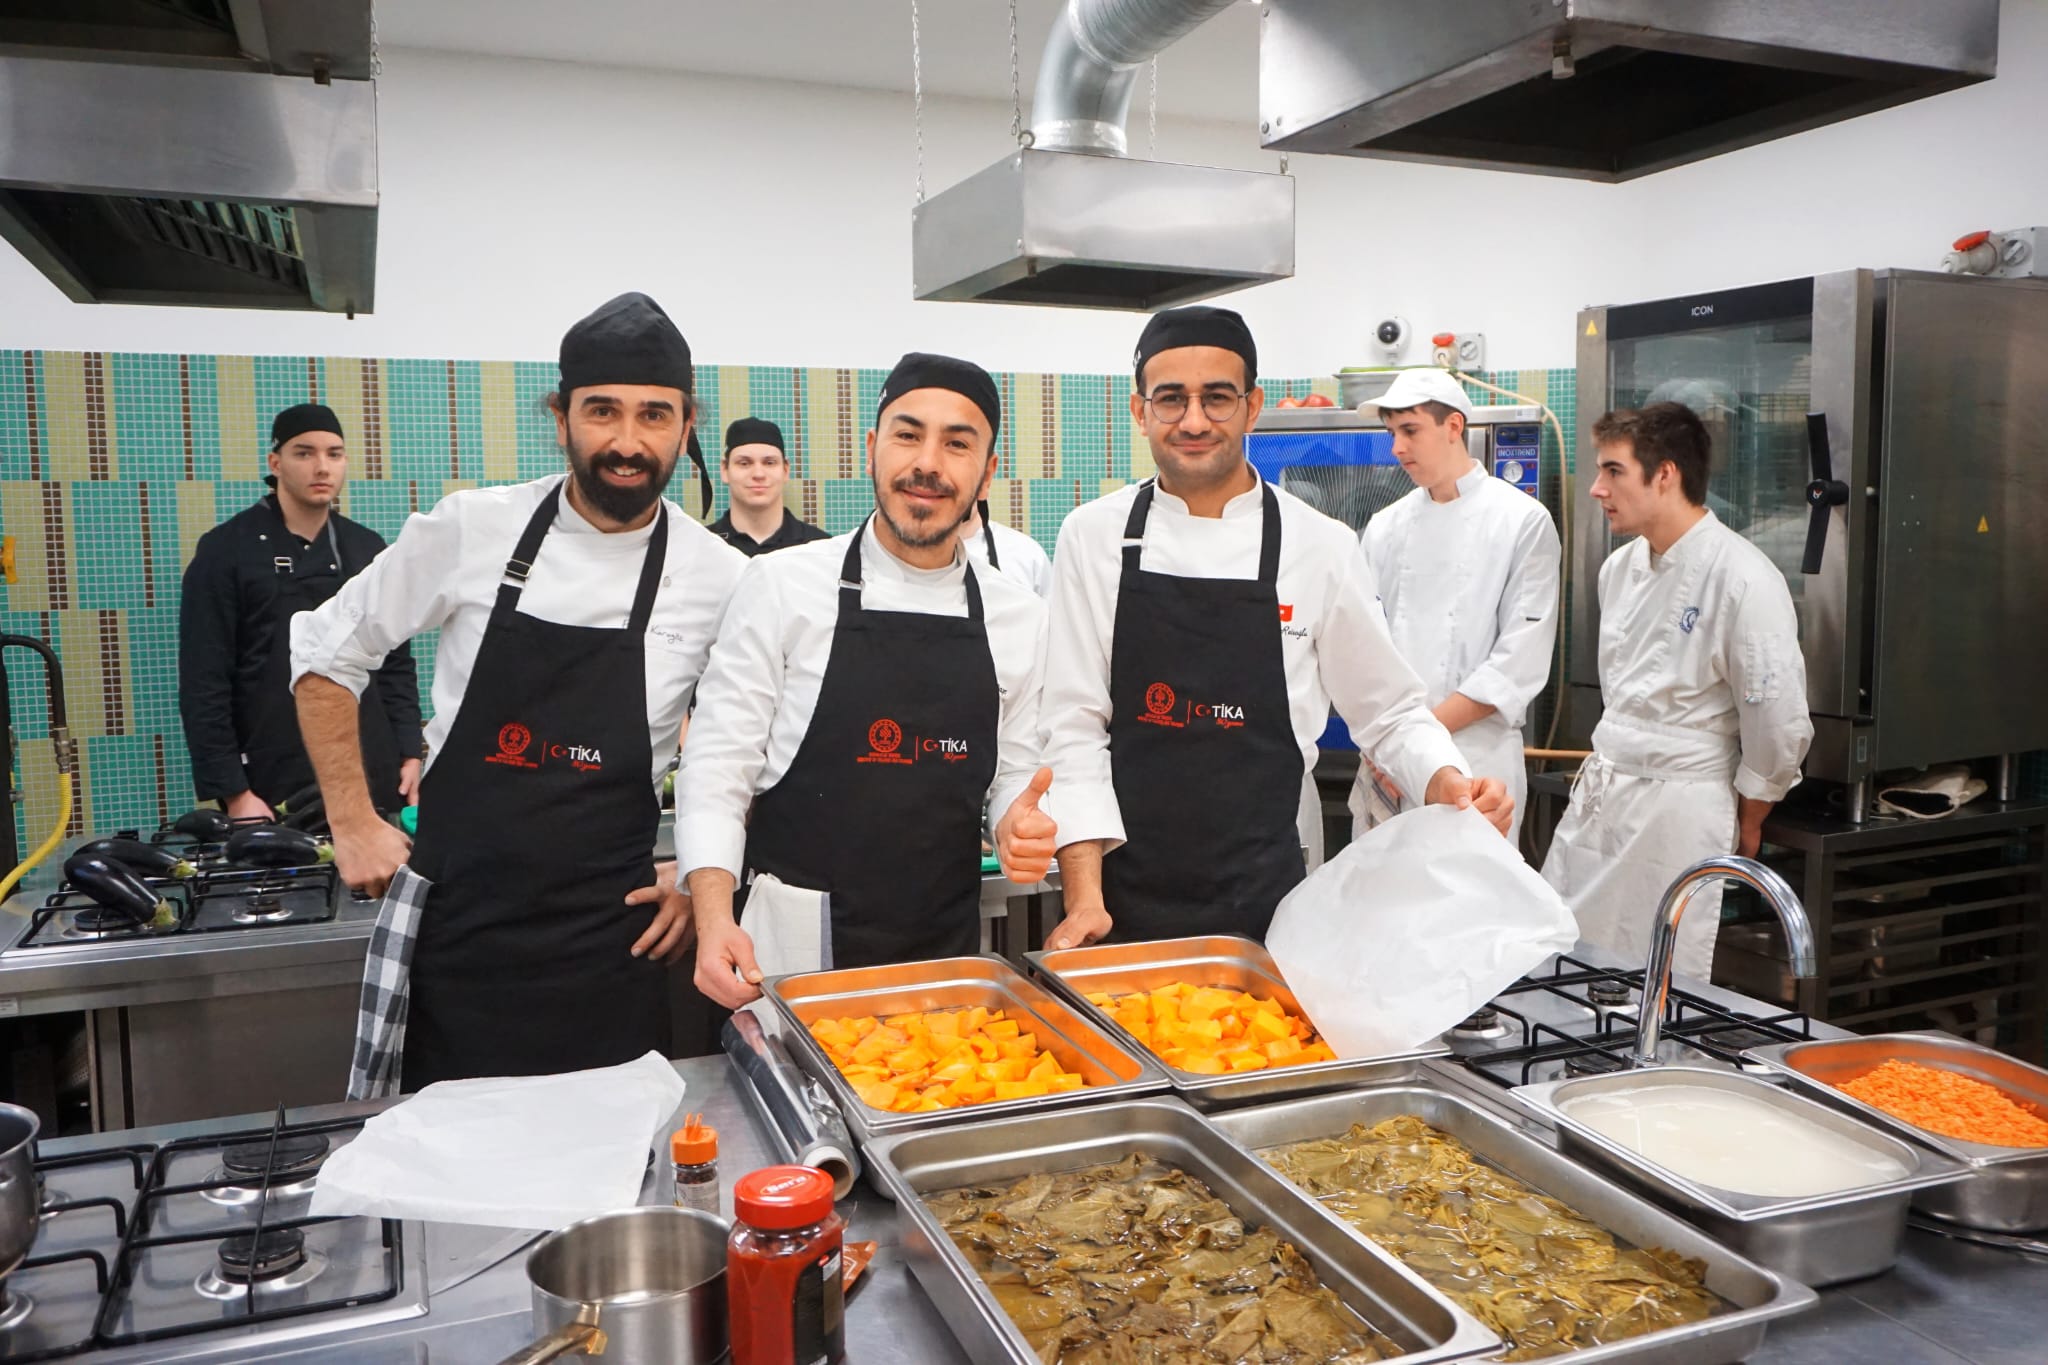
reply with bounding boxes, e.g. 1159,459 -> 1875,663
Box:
1541,711 -> 1740,981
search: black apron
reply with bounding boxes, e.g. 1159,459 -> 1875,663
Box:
401,481 -> 673,1089
1101,480 -> 1305,943
243,512 -> 403,810
744,521 -> 999,969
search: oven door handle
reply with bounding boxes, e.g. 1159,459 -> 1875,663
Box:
1802,411 -> 1851,576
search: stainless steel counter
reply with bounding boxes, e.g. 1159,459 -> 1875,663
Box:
44,1040 -> 2038,1365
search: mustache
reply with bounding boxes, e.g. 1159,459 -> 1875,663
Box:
892,471 -> 957,499
591,451 -> 659,475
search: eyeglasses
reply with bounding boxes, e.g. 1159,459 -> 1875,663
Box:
1143,389 -> 1247,424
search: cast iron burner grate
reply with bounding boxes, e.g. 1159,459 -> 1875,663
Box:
1456,953 -> 1815,1088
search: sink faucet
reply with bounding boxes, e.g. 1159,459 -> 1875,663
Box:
1631,855 -> 1818,1068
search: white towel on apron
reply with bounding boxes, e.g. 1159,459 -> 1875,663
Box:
739,871 -> 830,1022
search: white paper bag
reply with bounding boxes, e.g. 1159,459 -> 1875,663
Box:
740,872 -> 829,1023
309,1051 -> 686,1230
1266,805 -> 1578,1058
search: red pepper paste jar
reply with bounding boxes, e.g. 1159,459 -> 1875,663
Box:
727,1165 -> 845,1365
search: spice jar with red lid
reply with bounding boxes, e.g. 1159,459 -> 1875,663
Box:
727,1164 -> 845,1365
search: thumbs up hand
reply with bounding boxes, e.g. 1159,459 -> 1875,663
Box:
995,767 -> 1058,885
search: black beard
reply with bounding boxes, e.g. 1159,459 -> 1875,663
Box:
568,445 -> 675,524
873,468 -> 971,549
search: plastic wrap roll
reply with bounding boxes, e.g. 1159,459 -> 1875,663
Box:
721,1009 -> 860,1198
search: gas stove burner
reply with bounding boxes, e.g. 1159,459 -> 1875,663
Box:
1562,1051 -> 1629,1079
0,1286 -> 33,1331
1447,1006 -> 1510,1041
1586,979 -> 1634,1008
230,892 -> 294,924
66,906 -> 147,936
196,1228 -> 327,1300
203,1133 -> 331,1206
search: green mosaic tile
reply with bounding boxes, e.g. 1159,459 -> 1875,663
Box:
69,482 -> 146,611
0,351 -> 28,482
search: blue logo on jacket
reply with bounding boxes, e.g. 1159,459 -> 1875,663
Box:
1679,606 -> 1701,634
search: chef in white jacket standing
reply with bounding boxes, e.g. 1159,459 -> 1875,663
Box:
1542,401 -> 1812,979
1350,369 -> 1560,850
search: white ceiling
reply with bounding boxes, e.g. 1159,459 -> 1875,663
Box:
376,0 -> 1263,124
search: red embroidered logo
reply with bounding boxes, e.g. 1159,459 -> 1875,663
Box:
1137,682 -> 1185,729
1277,604 -> 1293,623
486,721 -> 540,769
859,717 -> 913,765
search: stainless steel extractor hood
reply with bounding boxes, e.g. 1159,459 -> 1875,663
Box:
1258,0 -> 2000,182
915,0 -> 1295,311
0,0 -> 378,312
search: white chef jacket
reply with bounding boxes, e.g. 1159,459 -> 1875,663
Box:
1353,463 -> 1560,843
676,516 -> 1047,879
1542,508 -> 1812,978
965,517 -> 1054,599
290,475 -> 746,786
1041,473 -> 1468,850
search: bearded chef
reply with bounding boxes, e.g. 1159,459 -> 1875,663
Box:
292,292 -> 747,1094
1349,369 -> 1560,850
679,353 -> 1053,1009
1542,401 -> 1811,979
1038,307 -> 1510,952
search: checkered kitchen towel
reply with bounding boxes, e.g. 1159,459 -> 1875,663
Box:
345,864 -> 432,1101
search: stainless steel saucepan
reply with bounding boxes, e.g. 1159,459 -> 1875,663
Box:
0,1104 -> 40,1282
495,1205 -> 729,1365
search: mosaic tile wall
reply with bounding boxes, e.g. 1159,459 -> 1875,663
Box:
0,349 -> 1576,853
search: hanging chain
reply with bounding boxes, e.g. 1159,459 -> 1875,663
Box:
1008,0 -> 1032,147
369,0 -> 381,78
911,0 -> 926,203
1280,151 -> 1290,174
1148,56 -> 1158,158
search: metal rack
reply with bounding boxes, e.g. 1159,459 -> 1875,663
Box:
1719,799 -> 2048,1061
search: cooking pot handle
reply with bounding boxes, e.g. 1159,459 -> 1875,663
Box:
493,1321 -> 607,1365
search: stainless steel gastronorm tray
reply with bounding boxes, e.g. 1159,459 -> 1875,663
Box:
863,1095 -> 1500,1365
1746,1031 -> 2048,1233
1512,1066 -> 1968,1286
1208,1084 -> 1817,1364
1025,934 -> 1448,1110
763,954 -> 1167,1149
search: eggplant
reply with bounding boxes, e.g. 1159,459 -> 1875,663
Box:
63,853 -> 172,925
76,837 -> 196,881
172,808 -> 233,841
224,825 -> 334,869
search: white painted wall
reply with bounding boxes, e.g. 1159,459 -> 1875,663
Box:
4,2 -> 2046,374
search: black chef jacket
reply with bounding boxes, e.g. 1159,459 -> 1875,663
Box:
177,495 -> 423,804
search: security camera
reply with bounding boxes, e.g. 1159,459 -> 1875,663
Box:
1372,317 -> 1410,363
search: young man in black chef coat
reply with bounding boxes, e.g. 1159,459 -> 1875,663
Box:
177,404 -> 423,823
292,294 -> 747,1093
678,354 -> 1058,1009
1037,307 -> 1512,951
707,417 -> 829,556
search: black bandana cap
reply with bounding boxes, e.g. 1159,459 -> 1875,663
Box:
724,417 -> 785,455
270,403 -> 343,450
1132,306 -> 1258,390
876,352 -> 1002,447
555,291 -> 711,514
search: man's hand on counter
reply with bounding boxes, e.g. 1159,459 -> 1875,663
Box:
994,766 -> 1057,885
688,867 -> 764,1008
1044,838 -> 1111,951
330,815 -> 412,899
627,860 -> 695,962
1423,768 -> 1514,837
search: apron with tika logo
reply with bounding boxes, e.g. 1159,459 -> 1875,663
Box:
743,519 -> 999,970
398,479 -> 673,1089
1102,479 -> 1305,943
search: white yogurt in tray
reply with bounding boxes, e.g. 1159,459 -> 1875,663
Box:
1562,1082 -> 1911,1198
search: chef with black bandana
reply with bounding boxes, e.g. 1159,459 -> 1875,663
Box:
679,353 -> 1055,1010
1039,306 -> 1513,952
292,292 -> 747,1093
178,403 -> 423,823
707,418 -> 830,556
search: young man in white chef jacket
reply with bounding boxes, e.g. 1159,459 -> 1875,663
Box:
1350,368 -> 1560,851
1037,306 -> 1511,954
678,353 -> 1056,1011
1542,401 -> 1812,980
